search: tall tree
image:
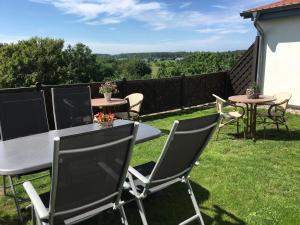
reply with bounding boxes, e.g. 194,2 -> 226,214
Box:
118,58 -> 152,80
0,37 -> 64,87
62,43 -> 105,83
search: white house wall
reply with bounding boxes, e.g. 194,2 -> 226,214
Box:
259,16 -> 300,106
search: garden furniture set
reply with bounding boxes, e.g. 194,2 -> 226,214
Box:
213,92 -> 292,140
0,86 -> 220,225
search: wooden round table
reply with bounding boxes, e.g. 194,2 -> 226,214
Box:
91,98 -> 127,113
228,95 -> 276,140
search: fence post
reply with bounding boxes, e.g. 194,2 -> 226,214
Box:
35,82 -> 43,91
121,78 -> 127,98
180,75 -> 185,109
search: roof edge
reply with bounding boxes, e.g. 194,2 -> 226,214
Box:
241,2 -> 300,19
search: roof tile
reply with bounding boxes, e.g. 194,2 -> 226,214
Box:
246,0 -> 300,13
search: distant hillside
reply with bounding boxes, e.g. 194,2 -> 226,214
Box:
95,50 -> 245,61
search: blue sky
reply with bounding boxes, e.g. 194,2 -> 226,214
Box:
0,0 -> 274,54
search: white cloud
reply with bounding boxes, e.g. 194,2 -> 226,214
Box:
196,26 -> 249,35
179,2 -> 192,9
211,5 -> 228,9
29,0 -> 273,34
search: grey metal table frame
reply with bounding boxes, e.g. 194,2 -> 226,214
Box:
0,120 -> 161,221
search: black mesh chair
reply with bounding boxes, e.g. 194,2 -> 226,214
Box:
23,122 -> 139,225
52,86 -> 93,130
0,91 -> 49,140
0,91 -> 49,221
127,114 -> 220,225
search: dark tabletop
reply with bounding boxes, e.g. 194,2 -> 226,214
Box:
0,120 -> 161,176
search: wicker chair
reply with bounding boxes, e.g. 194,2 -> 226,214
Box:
258,92 -> 292,138
212,94 -> 245,139
116,93 -> 144,121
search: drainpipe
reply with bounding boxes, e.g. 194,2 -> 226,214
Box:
253,12 -> 264,93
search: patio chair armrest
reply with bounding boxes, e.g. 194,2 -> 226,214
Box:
128,166 -> 149,184
129,109 -> 140,115
23,181 -> 49,220
268,99 -> 289,117
227,102 -> 246,117
270,99 -> 289,108
129,100 -> 143,110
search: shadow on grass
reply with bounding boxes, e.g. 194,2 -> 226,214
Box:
159,128 -> 171,136
255,129 -> 300,141
0,208 -> 30,225
11,181 -> 245,225
123,181 -> 245,225
223,128 -> 300,142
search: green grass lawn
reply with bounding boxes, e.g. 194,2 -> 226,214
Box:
1,107 -> 300,225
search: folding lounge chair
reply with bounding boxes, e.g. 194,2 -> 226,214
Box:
51,86 -> 93,129
127,114 -> 220,225
23,122 -> 139,225
0,91 -> 49,222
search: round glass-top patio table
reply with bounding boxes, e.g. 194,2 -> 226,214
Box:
91,98 -> 127,113
228,95 -> 276,140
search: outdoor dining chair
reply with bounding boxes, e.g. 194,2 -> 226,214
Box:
257,92 -> 292,138
115,93 -> 144,121
0,91 -> 49,221
23,122 -> 139,225
126,114 -> 220,225
52,86 -> 93,129
212,94 -> 245,139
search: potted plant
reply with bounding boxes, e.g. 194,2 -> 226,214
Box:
246,82 -> 260,99
94,112 -> 115,128
99,81 -> 118,101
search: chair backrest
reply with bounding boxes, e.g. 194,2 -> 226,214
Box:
48,123 -> 139,224
125,93 -> 144,114
147,114 -> 220,187
0,91 -> 49,140
273,92 -> 292,111
52,86 -> 93,130
212,94 -> 226,114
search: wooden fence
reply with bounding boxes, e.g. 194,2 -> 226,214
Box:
228,36 -> 259,95
36,72 -> 228,129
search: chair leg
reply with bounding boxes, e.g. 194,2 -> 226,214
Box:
282,118 -> 291,137
135,198 -> 149,225
285,124 -> 291,137
31,206 -> 37,225
2,175 -> 7,196
216,118 -> 223,140
276,123 -> 280,132
236,119 -> 240,137
8,176 -> 23,223
180,179 -> 205,225
243,119 -> 246,139
34,208 -> 43,225
119,205 -> 129,225
216,127 -> 221,140
263,118 -> 267,139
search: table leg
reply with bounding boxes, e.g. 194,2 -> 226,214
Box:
246,104 -> 250,135
103,107 -> 108,114
252,104 -> 258,141
249,104 -> 253,137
